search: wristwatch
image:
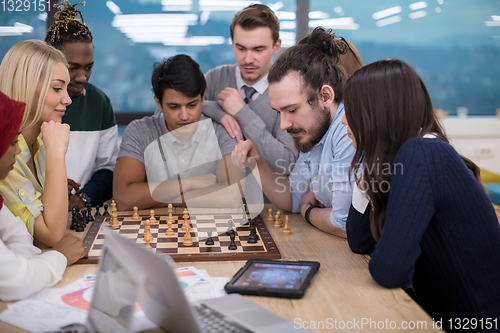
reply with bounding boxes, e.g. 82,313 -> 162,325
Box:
77,192 -> 92,206
304,205 -> 321,225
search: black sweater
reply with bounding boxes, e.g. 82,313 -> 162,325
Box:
347,138 -> 500,332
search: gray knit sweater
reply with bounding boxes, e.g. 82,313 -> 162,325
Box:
203,64 -> 298,174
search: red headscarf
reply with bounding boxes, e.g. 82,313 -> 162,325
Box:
0,91 -> 25,209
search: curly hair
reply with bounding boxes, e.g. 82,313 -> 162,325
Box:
44,0 -> 93,47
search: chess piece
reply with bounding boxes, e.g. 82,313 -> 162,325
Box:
274,212 -> 281,228
276,211 -> 282,224
143,219 -> 153,248
165,218 -> 174,236
167,204 -> 174,224
132,206 -> 141,221
183,225 -> 193,247
267,208 -> 273,222
182,213 -> 189,232
75,210 -> 85,232
228,233 -> 237,250
205,230 -> 215,246
283,215 -> 291,235
86,202 -> 94,222
110,212 -> 119,229
149,209 -> 157,224
183,208 -> 189,220
102,204 -> 110,216
167,210 -> 174,224
70,206 -> 79,230
247,222 -> 258,244
75,222 -> 85,232
110,200 -> 117,214
94,204 -> 101,218
226,220 -> 234,235
81,210 -> 88,225
241,204 -> 249,224
71,206 -> 78,217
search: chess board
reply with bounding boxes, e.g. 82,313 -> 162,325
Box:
77,212 -> 281,264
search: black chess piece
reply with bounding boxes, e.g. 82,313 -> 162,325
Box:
247,222 -> 258,244
102,204 -> 110,216
205,230 -> 215,246
81,209 -> 88,225
94,204 -> 101,218
228,233 -> 237,250
75,221 -> 85,232
75,210 -> 85,232
70,206 -> 80,230
72,206 -> 79,217
86,202 -> 94,222
70,206 -> 79,230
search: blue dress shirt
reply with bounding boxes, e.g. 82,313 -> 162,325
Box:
289,103 -> 356,230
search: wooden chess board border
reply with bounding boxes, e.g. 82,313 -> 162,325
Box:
77,213 -> 281,264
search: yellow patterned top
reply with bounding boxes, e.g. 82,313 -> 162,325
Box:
0,133 -> 46,235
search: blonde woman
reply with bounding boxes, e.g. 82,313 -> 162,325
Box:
0,40 -> 72,246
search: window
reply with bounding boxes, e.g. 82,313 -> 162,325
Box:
309,0 -> 500,115
1,0 -> 498,115
1,0 -> 295,114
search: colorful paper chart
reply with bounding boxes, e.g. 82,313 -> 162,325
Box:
60,287 -> 94,311
176,269 -> 197,277
175,267 -> 204,290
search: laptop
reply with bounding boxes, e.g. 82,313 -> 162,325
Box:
55,227 -> 312,333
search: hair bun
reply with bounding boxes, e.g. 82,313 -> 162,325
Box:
298,27 -> 348,62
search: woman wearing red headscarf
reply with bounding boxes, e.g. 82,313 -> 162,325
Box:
0,91 -> 87,301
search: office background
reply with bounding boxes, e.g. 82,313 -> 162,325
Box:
1,0 -> 499,174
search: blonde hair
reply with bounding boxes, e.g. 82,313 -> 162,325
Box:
0,40 -> 68,130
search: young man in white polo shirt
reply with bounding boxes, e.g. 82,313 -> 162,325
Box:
114,55 -> 245,210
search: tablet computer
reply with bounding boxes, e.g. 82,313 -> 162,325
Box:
224,258 -> 320,299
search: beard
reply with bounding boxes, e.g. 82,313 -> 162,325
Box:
288,104 -> 332,153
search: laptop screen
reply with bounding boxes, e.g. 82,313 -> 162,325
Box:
87,241 -> 144,333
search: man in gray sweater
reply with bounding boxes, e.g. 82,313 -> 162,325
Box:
203,4 -> 298,175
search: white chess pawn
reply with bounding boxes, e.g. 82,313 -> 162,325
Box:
149,209 -> 156,224
111,212 -> 119,229
283,216 -> 291,235
132,206 -> 140,221
267,208 -> 274,222
166,219 -> 174,236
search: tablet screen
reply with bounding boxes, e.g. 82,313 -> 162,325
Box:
232,262 -> 313,290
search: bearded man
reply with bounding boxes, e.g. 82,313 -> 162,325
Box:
231,28 -> 356,237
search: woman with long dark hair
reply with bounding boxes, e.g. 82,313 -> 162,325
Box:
342,59 -> 500,331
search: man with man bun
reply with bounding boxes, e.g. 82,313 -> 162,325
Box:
232,27 -> 356,237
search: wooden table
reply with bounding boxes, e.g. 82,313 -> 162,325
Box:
0,204 -> 441,333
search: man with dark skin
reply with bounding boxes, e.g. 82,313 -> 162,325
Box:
45,0 -> 119,210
